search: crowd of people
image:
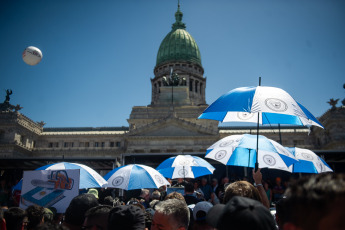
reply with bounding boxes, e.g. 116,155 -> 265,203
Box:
0,171 -> 344,230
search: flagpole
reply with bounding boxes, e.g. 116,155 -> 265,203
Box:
255,77 -> 261,171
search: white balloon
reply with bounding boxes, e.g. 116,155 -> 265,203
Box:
22,46 -> 43,66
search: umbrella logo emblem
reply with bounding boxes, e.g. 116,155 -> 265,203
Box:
219,140 -> 235,147
263,155 -> 276,166
154,175 -> 164,184
265,98 -> 288,112
112,176 -> 124,186
237,112 -> 255,120
178,159 -> 190,166
178,169 -> 188,177
301,152 -> 314,160
215,150 -> 227,160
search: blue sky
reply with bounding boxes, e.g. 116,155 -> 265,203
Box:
1,0 -> 344,128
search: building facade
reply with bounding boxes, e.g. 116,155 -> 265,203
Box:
0,5 -> 344,178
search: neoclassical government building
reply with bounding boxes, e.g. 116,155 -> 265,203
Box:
1,5 -> 344,179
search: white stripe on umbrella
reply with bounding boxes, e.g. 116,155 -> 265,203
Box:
104,164 -> 170,190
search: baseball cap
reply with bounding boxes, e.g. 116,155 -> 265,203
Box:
206,196 -> 276,230
87,188 -> 99,199
193,201 -> 213,221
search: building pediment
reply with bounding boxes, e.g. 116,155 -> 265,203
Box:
128,115 -> 217,137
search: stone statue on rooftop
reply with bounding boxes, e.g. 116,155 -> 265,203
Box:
0,89 -> 23,112
327,98 -> 339,109
4,89 -> 12,103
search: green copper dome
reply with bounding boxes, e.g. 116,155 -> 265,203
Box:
156,5 -> 202,67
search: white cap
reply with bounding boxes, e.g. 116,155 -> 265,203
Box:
193,201 -> 213,221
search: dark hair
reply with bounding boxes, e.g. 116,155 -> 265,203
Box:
85,205 -> 112,219
279,173 -> 345,230
64,193 -> 99,226
34,222 -> 69,230
223,181 -> 262,204
102,196 -> 114,206
108,205 -> 145,230
4,207 -> 27,230
26,205 -> 45,230
184,182 -> 194,193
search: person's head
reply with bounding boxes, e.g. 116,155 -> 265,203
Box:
193,201 -> 213,222
108,205 -> 145,230
164,192 -> 185,202
222,177 -> 229,184
184,182 -> 194,194
83,205 -> 112,230
193,201 -> 213,230
275,177 -> 281,185
87,188 -> 99,199
279,173 -> 345,230
177,178 -> 184,183
151,190 -> 161,200
193,181 -> 200,189
223,181 -> 261,204
140,189 -> 150,201
206,196 -> 276,230
103,196 -> 114,206
64,193 -> 99,228
150,200 -> 160,209
152,199 -> 190,230
4,207 -> 27,230
43,208 -> 53,223
34,223 -> 69,230
212,178 -> 218,187
201,178 -> 207,186
26,205 -> 45,230
275,197 -> 285,230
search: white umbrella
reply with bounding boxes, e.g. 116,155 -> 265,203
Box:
156,155 -> 215,179
103,164 -> 170,190
206,134 -> 297,171
199,84 -> 324,169
286,147 -> 333,173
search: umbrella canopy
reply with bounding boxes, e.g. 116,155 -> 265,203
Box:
13,162 -> 108,190
103,164 -> 170,190
206,134 -> 297,171
156,155 -> 215,179
198,86 -> 324,128
286,147 -> 333,173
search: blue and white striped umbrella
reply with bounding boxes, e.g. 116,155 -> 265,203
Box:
206,134 -> 298,171
286,147 -> 333,173
198,86 -> 324,128
13,162 -> 108,190
103,164 -> 170,190
156,155 -> 215,179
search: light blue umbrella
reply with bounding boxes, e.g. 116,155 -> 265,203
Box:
206,134 -> 297,171
103,164 -> 170,190
285,147 -> 333,173
198,86 -> 323,128
156,155 -> 215,179
199,85 -> 323,169
13,162 -> 108,190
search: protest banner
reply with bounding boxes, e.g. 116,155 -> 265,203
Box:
20,169 -> 80,213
